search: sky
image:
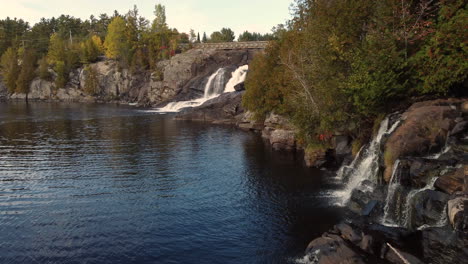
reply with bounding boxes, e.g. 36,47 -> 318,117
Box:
0,0 -> 292,36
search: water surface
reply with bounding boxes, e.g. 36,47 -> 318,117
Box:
0,102 -> 342,263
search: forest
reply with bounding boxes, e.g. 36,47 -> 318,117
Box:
243,0 -> 467,152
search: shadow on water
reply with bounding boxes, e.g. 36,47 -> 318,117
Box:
0,101 -> 344,264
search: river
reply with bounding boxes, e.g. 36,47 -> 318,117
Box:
0,102 -> 343,263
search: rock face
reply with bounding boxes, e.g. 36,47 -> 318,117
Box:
176,91 -> 245,124
435,166 -> 466,194
4,49 -> 259,106
410,190 -> 449,228
261,113 -> 297,151
384,99 -> 464,182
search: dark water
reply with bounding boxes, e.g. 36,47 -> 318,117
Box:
0,102 -> 343,264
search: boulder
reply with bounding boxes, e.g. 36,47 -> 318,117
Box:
462,101 -> 468,114
422,227 -> 468,264
176,91 -> 245,125
447,196 -> 467,231
410,190 -> 449,229
304,233 -> 367,264
348,180 -> 385,214
269,129 -> 296,151
237,111 -> 264,131
435,167 -> 465,194
383,99 -> 462,182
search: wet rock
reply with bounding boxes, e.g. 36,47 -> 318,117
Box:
336,223 -> 363,244
333,135 -> 352,163
234,82 -> 245,91
384,99 -> 463,182
348,180 -> 385,215
450,121 -> 468,136
411,190 -> 449,229
462,101 -> 468,114
422,227 -> 468,264
382,243 -> 425,264
435,167 -> 465,194
447,195 -> 467,231
305,233 -> 367,264
176,91 -> 244,124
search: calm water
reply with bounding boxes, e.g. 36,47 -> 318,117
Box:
0,102 -> 343,264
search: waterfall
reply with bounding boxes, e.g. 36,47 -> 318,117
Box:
224,65 -> 249,93
335,117 -> 401,206
382,160 -> 403,226
155,65 -> 248,113
204,68 -> 226,98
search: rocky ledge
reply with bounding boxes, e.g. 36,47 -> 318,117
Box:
304,98 -> 468,264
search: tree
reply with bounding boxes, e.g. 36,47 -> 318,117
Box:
152,4 -> 167,33
83,65 -> 99,95
0,47 -> 20,93
54,60 -> 68,89
16,48 -> 36,96
104,16 -> 128,60
80,36 -> 102,64
189,29 -> 196,43
38,56 -> 51,80
202,32 -> 207,43
47,33 -> 67,64
197,32 -> 201,43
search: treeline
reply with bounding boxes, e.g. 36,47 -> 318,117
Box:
243,0 -> 467,149
0,3 -> 272,96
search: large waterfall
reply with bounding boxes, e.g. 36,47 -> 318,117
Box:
155,65 -> 248,113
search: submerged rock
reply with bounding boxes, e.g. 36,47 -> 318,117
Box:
304,233 -> 367,264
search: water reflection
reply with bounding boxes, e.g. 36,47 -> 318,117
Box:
0,102 -> 342,263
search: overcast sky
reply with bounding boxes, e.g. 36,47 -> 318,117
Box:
0,0 -> 292,35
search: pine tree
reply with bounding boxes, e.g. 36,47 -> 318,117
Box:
202,32 -> 207,43
0,47 -> 20,93
197,32 -> 201,43
47,33 -> 67,64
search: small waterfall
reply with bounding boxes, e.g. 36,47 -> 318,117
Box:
224,65 -> 249,93
204,68 -> 226,97
335,117 -> 401,206
155,65 -> 248,113
382,160 -> 403,226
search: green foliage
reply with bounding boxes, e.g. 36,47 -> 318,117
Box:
243,0 -> 467,149
47,33 -> 67,64
83,65 -> 99,95
209,28 -> 235,42
38,56 -> 50,80
238,31 -> 276,42
16,48 -> 36,94
80,36 -> 103,64
54,61 -> 68,89
0,47 -> 20,93
415,0 -> 468,94
152,4 -> 167,33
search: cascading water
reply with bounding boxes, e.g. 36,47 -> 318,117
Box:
224,65 -> 249,93
155,65 -> 248,113
334,117 -> 401,206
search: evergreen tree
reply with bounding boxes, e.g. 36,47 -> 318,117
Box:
0,47 -> 20,93
54,61 -> 68,89
152,4 -> 167,33
202,32 -> 207,43
47,33 -> 67,64
197,32 -> 201,43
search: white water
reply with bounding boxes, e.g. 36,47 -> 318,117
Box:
155,65 -> 248,113
224,65 -> 249,93
335,117 -> 401,206
382,160 -> 402,225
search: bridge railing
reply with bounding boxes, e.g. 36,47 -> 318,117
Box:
179,41 -> 269,50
